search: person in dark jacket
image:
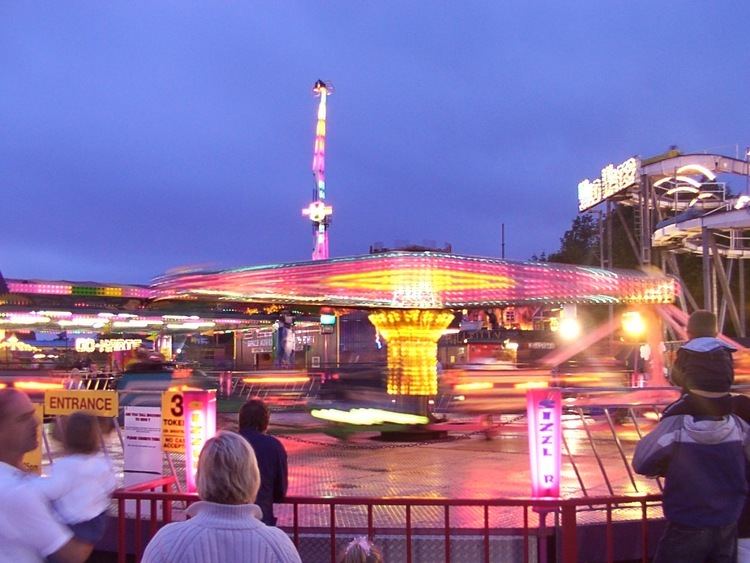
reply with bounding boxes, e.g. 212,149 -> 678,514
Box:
668,310 -> 735,399
634,406 -> 750,562
238,399 -> 288,526
662,310 -> 750,561
648,311 -> 750,561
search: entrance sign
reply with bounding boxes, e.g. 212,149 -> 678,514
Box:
183,390 -> 217,492
161,390 -> 185,453
578,157 -> 639,211
526,388 -> 562,498
21,403 -> 44,474
45,390 -> 118,417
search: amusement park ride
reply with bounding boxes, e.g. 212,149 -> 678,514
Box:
2,82 -> 750,437
302,79 -> 334,261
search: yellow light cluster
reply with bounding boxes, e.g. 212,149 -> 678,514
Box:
327,269 -> 515,292
368,309 -> 454,396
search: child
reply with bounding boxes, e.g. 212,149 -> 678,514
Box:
635,311 -> 750,562
666,309 -> 736,408
34,411 -> 116,543
661,310 -> 750,561
341,536 -> 383,563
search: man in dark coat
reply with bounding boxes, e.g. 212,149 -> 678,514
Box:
238,399 -> 288,526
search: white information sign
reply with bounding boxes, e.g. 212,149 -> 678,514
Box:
123,406 -> 163,475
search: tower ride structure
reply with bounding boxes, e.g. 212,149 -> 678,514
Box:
302,80 -> 334,260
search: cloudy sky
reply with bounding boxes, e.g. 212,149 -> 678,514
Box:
2,2 -> 749,283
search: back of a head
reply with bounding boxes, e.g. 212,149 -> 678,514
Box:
239,399 -> 270,432
687,310 -> 718,339
64,411 -> 100,455
0,388 -> 24,423
197,431 -> 260,504
341,537 -> 383,563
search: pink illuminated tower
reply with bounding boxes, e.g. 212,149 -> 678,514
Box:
302,79 -> 333,260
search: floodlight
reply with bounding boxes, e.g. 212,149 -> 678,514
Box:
622,311 -> 646,339
558,318 -> 581,341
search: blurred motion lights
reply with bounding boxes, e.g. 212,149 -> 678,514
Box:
558,318 -> 581,341
622,311 -> 646,339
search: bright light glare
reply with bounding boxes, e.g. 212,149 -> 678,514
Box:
242,376 -> 309,385
558,318 -> 581,341
310,408 -> 429,426
622,311 -> 646,339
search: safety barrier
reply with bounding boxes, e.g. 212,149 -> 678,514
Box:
112,478 -> 663,563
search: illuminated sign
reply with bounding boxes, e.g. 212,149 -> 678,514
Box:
44,390 -> 118,417
578,157 -> 640,211
526,388 -> 561,499
161,390 -> 185,453
75,338 -> 142,354
183,390 -> 216,492
320,313 -> 336,335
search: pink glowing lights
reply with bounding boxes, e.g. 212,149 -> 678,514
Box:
154,251 -> 678,309
303,79 -> 334,261
526,388 -> 562,498
183,390 -> 217,493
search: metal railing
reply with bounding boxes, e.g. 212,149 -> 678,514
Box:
113,478 -> 664,563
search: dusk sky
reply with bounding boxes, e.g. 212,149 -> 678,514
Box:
3,2 -> 750,284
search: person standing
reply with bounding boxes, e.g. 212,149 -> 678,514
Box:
660,310 -> 750,561
238,399 -> 288,526
0,389 -> 93,563
633,341 -> 750,563
142,431 -> 300,563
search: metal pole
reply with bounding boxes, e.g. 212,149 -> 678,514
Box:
599,209 -> 604,269
501,223 -> 505,259
702,227 -> 712,311
741,258 -> 747,337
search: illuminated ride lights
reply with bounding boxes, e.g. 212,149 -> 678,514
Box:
0,310 -> 246,331
526,388 -> 562,499
302,79 -> 334,261
6,281 -> 153,299
153,252 -> 678,309
153,253 -> 675,398
368,309 -> 454,396
241,375 -> 310,385
310,407 -> 429,426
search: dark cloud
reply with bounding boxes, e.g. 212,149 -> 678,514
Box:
1,2 -> 749,282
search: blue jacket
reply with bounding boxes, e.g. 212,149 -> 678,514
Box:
239,429 -> 288,526
632,414 -> 750,527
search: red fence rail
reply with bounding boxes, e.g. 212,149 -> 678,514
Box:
112,479 -> 663,563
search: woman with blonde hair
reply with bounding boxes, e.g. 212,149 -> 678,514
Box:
142,431 -> 301,563
341,536 -> 383,563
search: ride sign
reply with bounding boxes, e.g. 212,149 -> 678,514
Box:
183,390 -> 217,492
161,390 -> 185,453
526,388 -> 562,499
45,390 -> 118,417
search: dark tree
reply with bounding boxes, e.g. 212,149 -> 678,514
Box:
548,214 -> 600,265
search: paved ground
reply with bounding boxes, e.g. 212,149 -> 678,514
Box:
45,408 -> 664,531
233,411 -> 662,529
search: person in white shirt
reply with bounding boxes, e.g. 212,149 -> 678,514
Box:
0,389 -> 92,563
33,411 -> 116,543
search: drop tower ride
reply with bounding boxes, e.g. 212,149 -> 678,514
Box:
302,79 -> 334,260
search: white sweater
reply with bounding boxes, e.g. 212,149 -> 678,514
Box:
32,453 -> 116,524
142,501 -> 302,563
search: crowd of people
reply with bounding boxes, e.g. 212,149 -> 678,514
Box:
0,390 -> 381,562
8,309 -> 750,562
